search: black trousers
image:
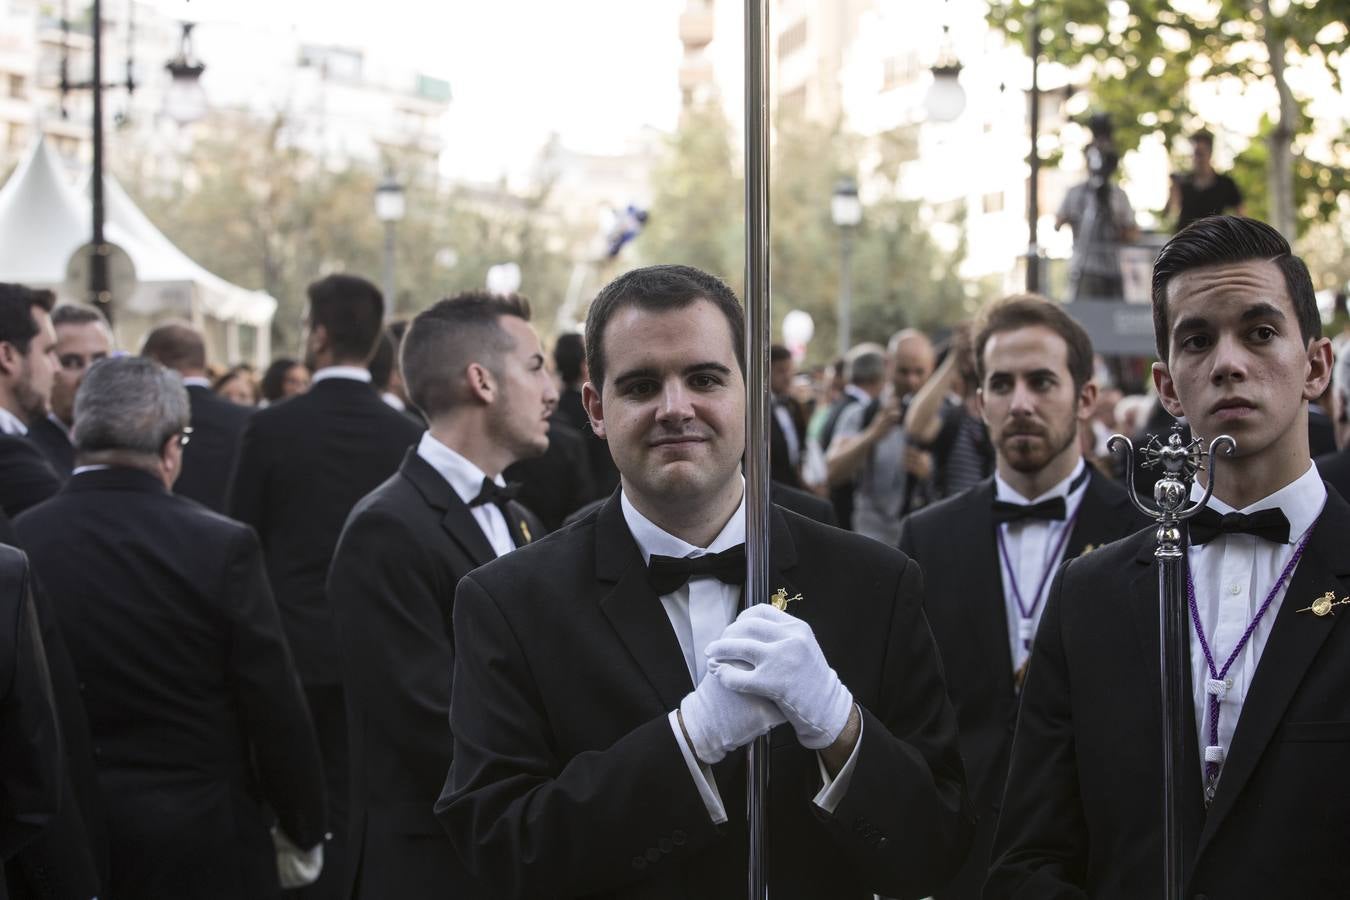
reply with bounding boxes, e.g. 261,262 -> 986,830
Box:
285,684 -> 347,900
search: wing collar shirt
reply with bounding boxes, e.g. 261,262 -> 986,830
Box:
621,483 -> 860,824
310,365 -> 372,385
0,407 -> 27,436
993,457 -> 1089,673
416,431 -> 515,559
1187,462 -> 1325,787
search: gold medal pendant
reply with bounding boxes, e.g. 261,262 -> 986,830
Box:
769,588 -> 801,613
1298,591 -> 1349,617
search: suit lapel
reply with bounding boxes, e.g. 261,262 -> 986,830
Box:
594,493 -> 694,710
400,450 -> 497,568
967,480 -> 1016,691
1197,490 -> 1350,855
1067,470 -> 1133,558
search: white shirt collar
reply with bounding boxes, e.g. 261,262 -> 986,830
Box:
1192,461 -> 1325,543
46,412 -> 71,438
182,376 -> 212,389
311,365 -> 372,385
0,407 -> 27,437
416,431 -> 502,507
843,384 -> 871,404
621,481 -> 747,565
994,456 -> 1088,504
381,392 -> 406,412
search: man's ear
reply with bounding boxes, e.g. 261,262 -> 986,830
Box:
1076,380 -> 1100,423
975,386 -> 988,426
0,341 -> 17,377
465,362 -> 495,405
1304,336 -> 1333,403
582,381 -> 606,440
1152,361 -> 1184,418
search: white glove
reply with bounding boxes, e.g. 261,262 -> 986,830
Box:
706,604 -> 853,750
273,827 -> 324,889
679,663 -> 786,765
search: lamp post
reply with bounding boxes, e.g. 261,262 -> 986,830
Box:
831,177 -> 862,358
374,171 -> 406,314
1025,1 -> 1043,294
163,23 -> 208,126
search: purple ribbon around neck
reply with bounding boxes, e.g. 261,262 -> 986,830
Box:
996,510 -> 1081,649
1186,525 -> 1314,801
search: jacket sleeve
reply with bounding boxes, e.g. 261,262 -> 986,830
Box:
984,562 -> 1090,900
224,418 -> 268,533
1,448 -> 61,517
223,526 -> 327,849
436,575 -> 723,900
812,555 -> 974,899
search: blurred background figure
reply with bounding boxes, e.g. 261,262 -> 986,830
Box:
30,303 -> 112,480
1167,129 -> 1245,232
904,323 -> 992,502
215,364 -> 261,407
0,284 -> 61,517
769,343 -> 807,488
549,331 -> 617,497
814,343 -> 885,527
143,322 -> 253,515
262,358 -> 312,405
1055,114 -> 1139,301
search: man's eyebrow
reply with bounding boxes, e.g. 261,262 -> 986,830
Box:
612,361 -> 732,387
1172,314 -> 1209,335
684,362 -> 732,376
612,367 -> 658,387
1240,302 -> 1286,323
987,367 -> 1057,380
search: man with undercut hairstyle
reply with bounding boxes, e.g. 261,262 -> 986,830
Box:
988,217 -> 1349,898
438,264 -> 971,899
329,292 -> 550,899
898,295 -> 1146,900
227,274 -> 423,900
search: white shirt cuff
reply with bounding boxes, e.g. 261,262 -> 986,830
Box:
668,710 -> 727,824
813,708 -> 863,814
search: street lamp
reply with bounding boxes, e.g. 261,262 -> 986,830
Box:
830,177 -> 862,358
163,23 -> 208,126
374,171 -> 406,314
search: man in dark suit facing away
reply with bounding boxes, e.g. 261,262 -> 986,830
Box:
142,321 -> 251,514
329,291 -> 553,898
898,294 -> 1148,900
17,357 -> 326,899
29,303 -> 112,480
0,285 -> 61,516
438,265 -> 971,899
227,275 -> 423,899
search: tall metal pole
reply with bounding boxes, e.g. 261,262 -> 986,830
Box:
743,0 -> 772,897
836,231 -> 852,359
1025,1 -> 1041,295
89,0 -> 112,324
382,220 -> 397,316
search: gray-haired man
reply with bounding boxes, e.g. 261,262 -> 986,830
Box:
15,357 -> 328,899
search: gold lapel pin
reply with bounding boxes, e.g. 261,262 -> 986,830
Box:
520,521 -> 532,544
770,588 -> 802,613
1297,591 -> 1350,617
1079,543 -> 1099,557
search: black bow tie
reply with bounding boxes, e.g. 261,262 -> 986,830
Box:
992,496 -> 1066,525
1189,507 -> 1291,545
647,545 -> 746,596
469,478 -> 520,509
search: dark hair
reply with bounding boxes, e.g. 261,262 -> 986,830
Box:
553,332 -> 585,384
770,344 -> 792,364
52,303 -> 109,329
307,274 -> 385,363
213,364 -> 259,404
368,330 -> 395,391
402,291 -> 532,419
141,321 -> 206,372
974,293 -> 1095,389
1151,215 -> 1318,361
0,284 -> 55,354
1191,129 -> 1214,149
261,357 -> 303,402
585,265 -> 743,392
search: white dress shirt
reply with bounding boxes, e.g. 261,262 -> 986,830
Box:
310,365 -> 372,385
620,486 -> 860,823
182,376 -> 212,389
993,458 -> 1089,673
416,432 -> 516,559
0,407 -> 28,436
773,400 -> 801,467
1187,463 -> 1325,796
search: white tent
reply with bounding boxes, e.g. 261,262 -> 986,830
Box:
0,136 -> 274,366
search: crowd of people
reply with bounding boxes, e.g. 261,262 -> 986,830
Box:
0,213 -> 1346,899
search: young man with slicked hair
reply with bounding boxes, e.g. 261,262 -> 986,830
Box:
0,284 -> 61,515
29,303 -> 111,478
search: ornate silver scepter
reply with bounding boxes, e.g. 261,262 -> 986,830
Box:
1109,426 -> 1235,900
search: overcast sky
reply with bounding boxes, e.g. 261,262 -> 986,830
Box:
154,0 -> 687,180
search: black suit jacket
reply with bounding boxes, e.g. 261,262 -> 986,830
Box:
24,418 -> 72,481
15,468 -> 326,900
897,470 -> 1148,900
0,437 -> 60,518
226,377 -> 424,684
987,483 -> 1350,899
504,415 -> 594,532
437,494 -> 972,899
769,397 -> 806,488
331,450 -> 539,899
1314,446 -> 1350,502
176,385 -> 252,514
557,387 -> 618,498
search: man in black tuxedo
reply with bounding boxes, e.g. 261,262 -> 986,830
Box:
988,216 -> 1349,898
769,344 -> 806,488
141,322 -> 251,513
438,264 -> 971,899
28,303 -> 111,480
17,357 -> 326,899
0,285 -> 61,516
553,331 -> 618,497
227,275 -> 423,899
898,295 -> 1147,900
330,292 -> 552,898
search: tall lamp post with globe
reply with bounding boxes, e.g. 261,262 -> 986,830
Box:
374,172 -> 406,316
830,178 -> 862,358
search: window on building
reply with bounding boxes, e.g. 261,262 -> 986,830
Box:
881,52 -> 920,92
8,74 -> 24,99
777,19 -> 807,60
779,85 -> 807,119
982,192 -> 1004,214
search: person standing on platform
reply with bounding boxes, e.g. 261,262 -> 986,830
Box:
30,303 -> 111,480
437,264 -> 970,899
988,216 -> 1347,898
0,285 -> 60,516
1168,130 -> 1245,232
227,275 -> 423,900
142,322 -> 252,514
329,292 -> 550,898
897,295 -> 1147,900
